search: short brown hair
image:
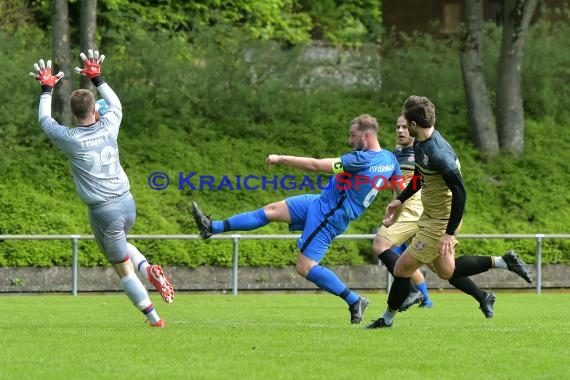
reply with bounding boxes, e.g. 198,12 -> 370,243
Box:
351,114 -> 378,134
70,89 -> 96,120
402,95 -> 435,128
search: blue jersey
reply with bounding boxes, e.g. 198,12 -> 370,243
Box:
319,150 -> 401,228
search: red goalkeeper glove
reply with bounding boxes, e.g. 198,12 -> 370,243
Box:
74,49 -> 105,85
29,59 -> 64,94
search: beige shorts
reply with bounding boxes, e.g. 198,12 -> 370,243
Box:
376,220 -> 419,247
406,214 -> 461,264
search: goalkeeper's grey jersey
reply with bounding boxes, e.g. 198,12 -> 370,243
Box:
39,85 -> 129,206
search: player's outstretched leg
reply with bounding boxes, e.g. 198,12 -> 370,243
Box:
190,202 -> 271,239
454,252 -> 533,284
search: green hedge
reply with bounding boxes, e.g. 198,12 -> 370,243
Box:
1,16 -> 569,267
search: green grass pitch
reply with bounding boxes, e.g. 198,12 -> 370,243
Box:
1,292 -> 569,380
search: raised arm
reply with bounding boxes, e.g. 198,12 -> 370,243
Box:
74,49 -> 121,111
29,58 -> 73,144
75,49 -> 122,132
29,59 -> 64,123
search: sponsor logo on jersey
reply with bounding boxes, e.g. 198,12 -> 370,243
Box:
369,164 -> 395,172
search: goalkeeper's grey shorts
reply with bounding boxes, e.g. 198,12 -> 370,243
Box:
88,192 -> 136,264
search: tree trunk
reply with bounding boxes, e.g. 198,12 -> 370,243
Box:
496,0 -> 539,155
51,0 -> 72,126
80,0 -> 98,91
460,0 -> 498,155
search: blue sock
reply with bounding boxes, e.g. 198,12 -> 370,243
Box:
306,266 -> 359,305
212,208 -> 270,234
392,243 -> 407,255
415,281 -> 430,300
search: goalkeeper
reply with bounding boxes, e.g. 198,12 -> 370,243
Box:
30,49 -> 173,327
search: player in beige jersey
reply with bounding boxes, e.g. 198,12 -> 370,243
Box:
366,96 -> 533,329
374,115 -> 432,309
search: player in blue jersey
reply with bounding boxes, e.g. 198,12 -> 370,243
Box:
366,96 -> 533,329
190,114 -> 401,324
30,50 -> 174,327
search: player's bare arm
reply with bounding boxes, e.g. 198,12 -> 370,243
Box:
266,154 -> 336,172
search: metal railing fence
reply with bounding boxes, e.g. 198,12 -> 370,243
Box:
1,233 -> 569,295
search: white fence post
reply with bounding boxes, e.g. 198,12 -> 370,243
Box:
232,235 -> 240,296
536,234 -> 543,295
71,235 -> 80,296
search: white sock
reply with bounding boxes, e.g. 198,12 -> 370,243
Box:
137,301 -> 161,324
121,273 -> 160,323
493,257 -> 508,269
382,309 -> 396,325
127,243 -> 151,275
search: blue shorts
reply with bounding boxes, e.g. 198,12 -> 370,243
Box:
285,194 -> 345,263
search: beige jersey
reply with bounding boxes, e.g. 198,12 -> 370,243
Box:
413,130 -> 461,220
398,168 -> 423,221
392,146 -> 422,222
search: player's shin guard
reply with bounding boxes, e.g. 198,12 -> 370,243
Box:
306,265 -> 359,304
448,275 -> 486,302
453,255 -> 493,277
121,273 -> 160,323
213,208 -> 270,233
378,249 -> 399,275
387,276 -> 412,311
126,242 -> 149,274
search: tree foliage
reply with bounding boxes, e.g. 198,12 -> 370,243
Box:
13,0 -> 381,48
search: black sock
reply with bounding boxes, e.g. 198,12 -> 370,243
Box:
448,275 -> 486,302
387,276 -> 412,310
453,255 -> 493,277
378,249 -> 399,275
